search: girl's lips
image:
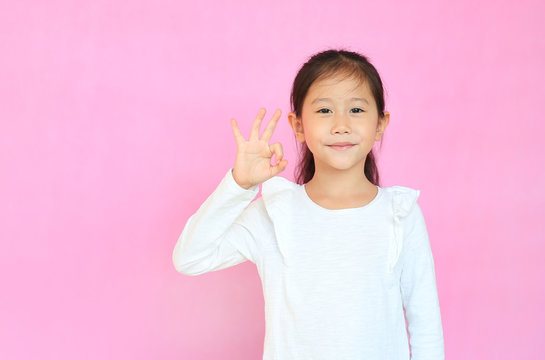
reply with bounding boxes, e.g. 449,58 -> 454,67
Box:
328,144 -> 354,151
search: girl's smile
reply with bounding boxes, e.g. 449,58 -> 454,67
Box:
328,143 -> 356,151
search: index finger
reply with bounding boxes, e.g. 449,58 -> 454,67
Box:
260,109 -> 282,143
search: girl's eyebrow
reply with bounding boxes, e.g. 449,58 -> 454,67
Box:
311,97 -> 369,105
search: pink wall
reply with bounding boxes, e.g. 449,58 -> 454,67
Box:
1,0 -> 544,359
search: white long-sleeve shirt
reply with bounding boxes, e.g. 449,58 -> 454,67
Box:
173,168 -> 444,360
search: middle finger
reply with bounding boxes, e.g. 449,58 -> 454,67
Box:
260,109 -> 282,143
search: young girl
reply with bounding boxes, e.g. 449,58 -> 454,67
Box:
173,49 -> 445,359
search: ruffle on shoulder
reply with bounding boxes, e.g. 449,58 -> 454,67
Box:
383,186 -> 421,273
261,175 -> 299,267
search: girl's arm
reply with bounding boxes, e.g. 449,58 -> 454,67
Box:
173,108 -> 287,276
172,168 -> 261,276
400,204 -> 445,359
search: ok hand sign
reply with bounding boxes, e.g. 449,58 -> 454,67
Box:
230,108 -> 288,189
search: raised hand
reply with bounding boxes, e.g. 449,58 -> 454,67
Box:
230,108 -> 288,189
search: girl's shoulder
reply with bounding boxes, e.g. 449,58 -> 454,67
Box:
261,174 -> 299,193
381,185 -> 422,218
260,175 -> 300,211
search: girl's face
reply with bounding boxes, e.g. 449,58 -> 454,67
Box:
288,74 -> 389,174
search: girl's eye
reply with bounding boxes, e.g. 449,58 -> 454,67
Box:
317,108 -> 365,114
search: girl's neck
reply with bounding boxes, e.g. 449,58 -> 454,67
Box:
305,162 -> 376,200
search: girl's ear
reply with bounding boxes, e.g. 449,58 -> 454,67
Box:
375,111 -> 390,141
288,112 -> 306,143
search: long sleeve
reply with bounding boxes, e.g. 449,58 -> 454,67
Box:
172,168 -> 261,276
400,203 -> 445,359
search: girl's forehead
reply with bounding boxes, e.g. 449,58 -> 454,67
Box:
310,75 -> 370,93
306,75 -> 372,101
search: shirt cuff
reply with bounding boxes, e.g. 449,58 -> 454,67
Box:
223,167 -> 260,194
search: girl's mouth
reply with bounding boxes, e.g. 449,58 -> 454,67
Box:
328,145 -> 355,151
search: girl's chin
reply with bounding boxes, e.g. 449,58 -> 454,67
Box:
318,161 -> 365,171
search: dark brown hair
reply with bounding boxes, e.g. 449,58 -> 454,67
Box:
290,48 -> 387,186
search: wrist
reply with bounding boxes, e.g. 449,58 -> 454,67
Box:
231,168 -> 253,190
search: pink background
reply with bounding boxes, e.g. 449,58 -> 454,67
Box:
1,0 -> 544,359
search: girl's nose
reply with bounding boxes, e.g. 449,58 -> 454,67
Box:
331,113 -> 351,134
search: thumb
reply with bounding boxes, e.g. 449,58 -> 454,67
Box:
271,159 -> 288,177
